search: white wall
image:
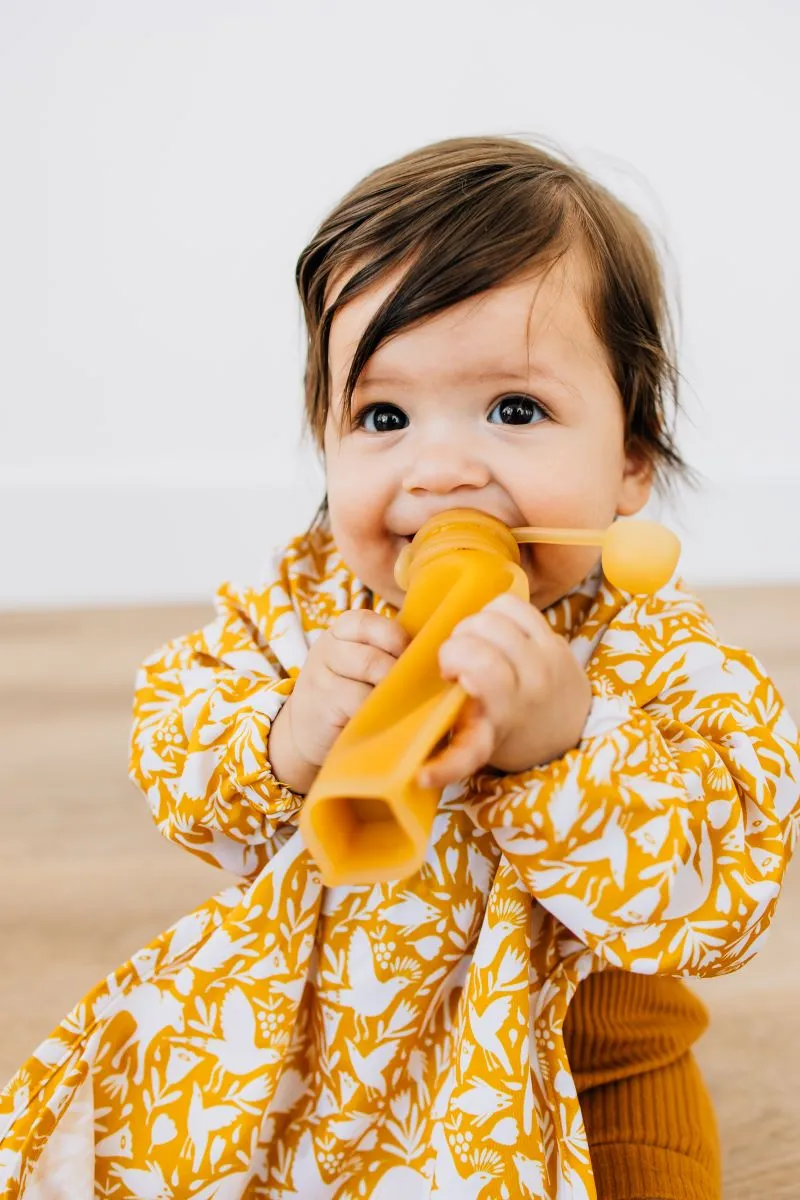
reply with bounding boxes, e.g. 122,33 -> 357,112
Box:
1,0 -> 798,609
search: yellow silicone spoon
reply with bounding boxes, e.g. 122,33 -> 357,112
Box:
511,519 -> 681,594
394,517 -> 680,595
394,518 -> 680,595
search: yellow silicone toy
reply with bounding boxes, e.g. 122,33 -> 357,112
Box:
298,509 -> 680,887
511,518 -> 680,595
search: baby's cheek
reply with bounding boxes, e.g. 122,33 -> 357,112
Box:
530,542 -> 600,582
327,485 -> 375,543
328,498 -> 402,598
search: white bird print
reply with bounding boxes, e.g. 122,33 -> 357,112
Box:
513,1152 -> 546,1196
283,1127 -> 340,1200
182,1082 -> 240,1172
470,916 -> 519,971
345,1037 -> 400,1093
95,1121 -> 133,1158
423,810 -> 459,886
138,743 -> 174,780
236,942 -> 289,980
662,820 -> 714,919
108,1163 -> 173,1200
334,927 -> 413,1017
566,805 -> 628,888
165,909 -> 212,963
237,946 -> 303,1002
200,986 -> 282,1088
648,643 -> 754,710
372,1164 -> 431,1198
268,975 -> 305,1004
110,983 -> 184,1085
381,892 -> 443,931
468,995 -> 514,1075
430,1121 -> 500,1199
453,1077 -> 513,1118
191,928 -> 260,972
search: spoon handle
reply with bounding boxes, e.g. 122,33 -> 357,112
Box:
511,526 -> 607,547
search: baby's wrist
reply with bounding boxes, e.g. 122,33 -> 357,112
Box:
267,703 -> 318,796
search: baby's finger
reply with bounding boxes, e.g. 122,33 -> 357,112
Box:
439,634 -> 518,728
442,604 -> 536,694
331,609 -> 411,658
481,592 -> 556,647
325,637 -> 401,687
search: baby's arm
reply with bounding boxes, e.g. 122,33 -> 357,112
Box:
128,577 -> 302,878
465,583 -> 800,977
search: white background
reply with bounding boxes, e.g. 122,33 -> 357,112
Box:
1,0 -> 798,609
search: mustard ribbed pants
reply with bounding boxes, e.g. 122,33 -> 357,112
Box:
564,970 -> 721,1200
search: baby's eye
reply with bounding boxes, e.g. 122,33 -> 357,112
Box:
488,395 -> 549,425
354,395 -> 549,433
355,403 -> 408,433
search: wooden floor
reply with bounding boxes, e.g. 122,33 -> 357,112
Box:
1,587 -> 799,1196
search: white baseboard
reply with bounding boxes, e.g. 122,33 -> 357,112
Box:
1,470 -> 797,610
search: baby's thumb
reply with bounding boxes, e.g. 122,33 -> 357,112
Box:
417,700 -> 492,788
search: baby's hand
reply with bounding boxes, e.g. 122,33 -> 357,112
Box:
268,610 -> 412,794
417,592 -> 592,789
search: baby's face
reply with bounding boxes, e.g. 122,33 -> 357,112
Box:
323,249 -> 652,611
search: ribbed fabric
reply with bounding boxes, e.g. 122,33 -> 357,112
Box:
564,970 -> 721,1200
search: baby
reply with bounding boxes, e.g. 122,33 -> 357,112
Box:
1,135 -> 798,1200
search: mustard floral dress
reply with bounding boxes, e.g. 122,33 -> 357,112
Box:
1,523 -> 798,1200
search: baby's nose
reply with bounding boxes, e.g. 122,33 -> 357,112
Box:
401,450 -> 490,495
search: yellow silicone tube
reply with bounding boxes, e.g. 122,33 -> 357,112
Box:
298,509 -> 682,887
298,509 -> 529,887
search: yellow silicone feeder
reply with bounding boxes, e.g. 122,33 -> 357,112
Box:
298,508 -> 680,887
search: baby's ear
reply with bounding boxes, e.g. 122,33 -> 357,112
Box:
616,448 -> 654,517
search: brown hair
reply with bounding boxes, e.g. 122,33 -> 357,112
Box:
295,134 -> 692,530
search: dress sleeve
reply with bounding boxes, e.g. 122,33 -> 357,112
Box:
465,584 -> 800,977
128,578 -> 305,879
